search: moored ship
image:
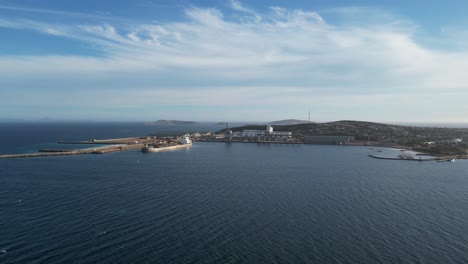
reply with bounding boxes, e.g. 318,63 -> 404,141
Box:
141,135 -> 192,153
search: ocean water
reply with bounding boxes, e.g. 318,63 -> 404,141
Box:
1,123 -> 468,263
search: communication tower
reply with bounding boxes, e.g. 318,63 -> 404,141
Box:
225,122 -> 232,141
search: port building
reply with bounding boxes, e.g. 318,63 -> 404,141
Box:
234,126 -> 354,144
303,135 -> 355,144
240,125 -> 292,139
238,125 -> 302,143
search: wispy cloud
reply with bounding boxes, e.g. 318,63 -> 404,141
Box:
1,2 -> 468,121
0,4 -> 137,23
228,0 -> 261,22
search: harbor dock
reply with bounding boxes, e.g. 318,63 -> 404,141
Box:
0,136 -> 190,159
0,144 -> 146,159
368,154 -> 458,162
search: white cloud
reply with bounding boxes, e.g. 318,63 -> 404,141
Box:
228,0 -> 261,22
0,4 -> 134,23
1,2 -> 468,121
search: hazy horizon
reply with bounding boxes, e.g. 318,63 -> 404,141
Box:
2,118 -> 468,128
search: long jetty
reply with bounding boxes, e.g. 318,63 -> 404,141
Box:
0,144 -> 146,159
368,154 -> 457,162
0,152 -> 80,159
0,136 -> 158,159
0,135 -> 193,159
58,137 -> 142,145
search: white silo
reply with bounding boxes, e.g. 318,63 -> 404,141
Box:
266,125 -> 273,133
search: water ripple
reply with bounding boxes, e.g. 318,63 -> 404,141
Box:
2,143 -> 468,263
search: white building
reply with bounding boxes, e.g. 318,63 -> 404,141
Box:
241,130 -> 263,137
266,125 -> 273,133
424,138 -> 462,145
241,126 -> 292,138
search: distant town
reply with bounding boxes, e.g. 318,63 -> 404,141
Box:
192,120 -> 468,156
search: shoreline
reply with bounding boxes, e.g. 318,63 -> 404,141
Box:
1,135 -> 466,160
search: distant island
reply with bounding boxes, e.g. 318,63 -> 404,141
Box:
145,120 -> 198,125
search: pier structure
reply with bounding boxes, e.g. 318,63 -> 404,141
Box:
368,154 -> 458,162
0,136 -> 189,159
0,143 -> 146,159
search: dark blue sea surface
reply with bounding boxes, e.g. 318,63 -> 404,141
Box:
1,123 -> 468,263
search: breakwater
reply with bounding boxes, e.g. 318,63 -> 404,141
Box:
0,152 -> 79,159
368,154 -> 458,162
0,144 -> 147,159
0,135 -> 190,159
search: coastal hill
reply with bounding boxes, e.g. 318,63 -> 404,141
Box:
224,120 -> 468,154
215,119 -> 313,126
267,119 -> 313,125
145,120 -> 198,125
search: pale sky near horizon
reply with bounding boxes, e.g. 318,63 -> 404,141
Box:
1,0 -> 468,122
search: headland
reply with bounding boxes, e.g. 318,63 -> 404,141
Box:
209,120 -> 468,157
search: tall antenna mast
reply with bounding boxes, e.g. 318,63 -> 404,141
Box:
225,122 -> 232,141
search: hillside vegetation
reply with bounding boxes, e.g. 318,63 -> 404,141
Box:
226,120 -> 468,155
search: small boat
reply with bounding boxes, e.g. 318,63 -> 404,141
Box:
141,136 -> 192,153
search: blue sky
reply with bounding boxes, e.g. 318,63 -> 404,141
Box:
1,0 -> 468,122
